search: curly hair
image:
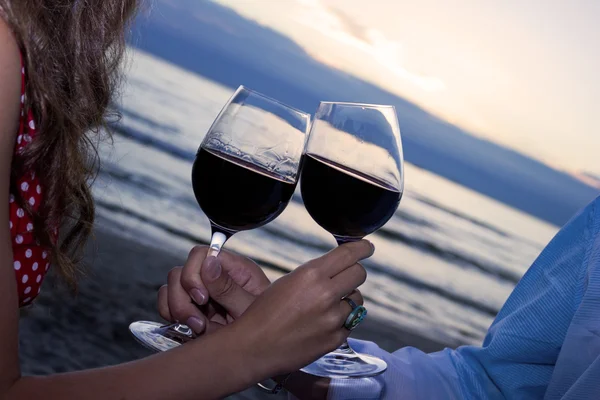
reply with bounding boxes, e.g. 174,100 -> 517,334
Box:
0,0 -> 140,286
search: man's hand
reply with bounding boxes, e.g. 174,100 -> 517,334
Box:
157,246 -> 270,334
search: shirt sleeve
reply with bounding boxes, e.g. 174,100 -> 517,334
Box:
545,198 -> 600,399
328,197 -> 597,400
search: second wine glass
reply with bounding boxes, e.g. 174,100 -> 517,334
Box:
129,86 -> 310,352
300,101 -> 404,378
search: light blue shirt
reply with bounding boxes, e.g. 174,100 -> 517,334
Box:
328,195 -> 600,399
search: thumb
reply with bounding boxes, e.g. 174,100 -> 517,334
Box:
201,256 -> 256,319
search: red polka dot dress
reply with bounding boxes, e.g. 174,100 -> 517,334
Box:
9,57 -> 52,307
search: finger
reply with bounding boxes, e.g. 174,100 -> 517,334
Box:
314,240 -> 374,278
206,320 -> 226,334
180,246 -> 210,305
209,312 -> 228,326
219,251 -> 271,295
206,301 -> 228,324
204,302 -> 220,320
186,316 -> 207,336
157,284 -> 172,321
337,290 -> 365,327
167,267 -> 207,334
201,256 -> 256,319
331,262 -> 367,297
340,290 -> 364,311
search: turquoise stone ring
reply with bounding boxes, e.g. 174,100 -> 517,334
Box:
343,299 -> 367,331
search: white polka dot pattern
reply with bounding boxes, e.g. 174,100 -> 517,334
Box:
9,56 -> 53,307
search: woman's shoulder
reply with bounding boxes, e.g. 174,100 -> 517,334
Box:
0,12 -> 20,77
0,14 -> 21,156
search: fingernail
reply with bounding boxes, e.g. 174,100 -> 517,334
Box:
369,241 -> 375,255
204,256 -> 222,282
190,288 -> 207,305
186,317 -> 205,334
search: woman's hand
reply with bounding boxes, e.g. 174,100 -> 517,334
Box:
157,246 -> 270,334
234,240 -> 373,378
157,241 -> 373,387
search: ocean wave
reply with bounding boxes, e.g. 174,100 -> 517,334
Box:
376,226 -> 522,284
119,107 -> 181,135
96,197 -> 501,318
113,125 -> 196,162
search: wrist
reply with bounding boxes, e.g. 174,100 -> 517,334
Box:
220,320 -> 274,385
194,323 -> 263,390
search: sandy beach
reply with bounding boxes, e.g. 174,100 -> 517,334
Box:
18,215 -> 454,399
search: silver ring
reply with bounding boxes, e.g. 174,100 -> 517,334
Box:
344,297 -> 359,310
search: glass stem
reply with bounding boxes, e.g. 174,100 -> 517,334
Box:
159,229 -> 229,337
335,236 -> 362,354
208,229 -> 229,257
335,236 -> 362,246
337,340 -> 354,354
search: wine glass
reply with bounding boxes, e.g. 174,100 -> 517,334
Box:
299,102 -> 404,378
129,86 -> 310,352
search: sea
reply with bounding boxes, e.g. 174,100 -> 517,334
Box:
94,49 -> 559,348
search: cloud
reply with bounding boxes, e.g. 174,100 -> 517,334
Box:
293,0 -> 446,92
326,7 -> 371,44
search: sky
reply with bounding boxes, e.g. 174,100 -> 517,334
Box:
213,0 -> 599,175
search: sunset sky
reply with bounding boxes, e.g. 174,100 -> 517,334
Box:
214,0 -> 599,175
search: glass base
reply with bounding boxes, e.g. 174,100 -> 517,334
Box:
300,342 -> 387,379
131,322 -> 387,379
129,321 -> 190,352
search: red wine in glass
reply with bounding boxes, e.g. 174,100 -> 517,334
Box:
192,148 -> 297,235
301,154 -> 401,243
